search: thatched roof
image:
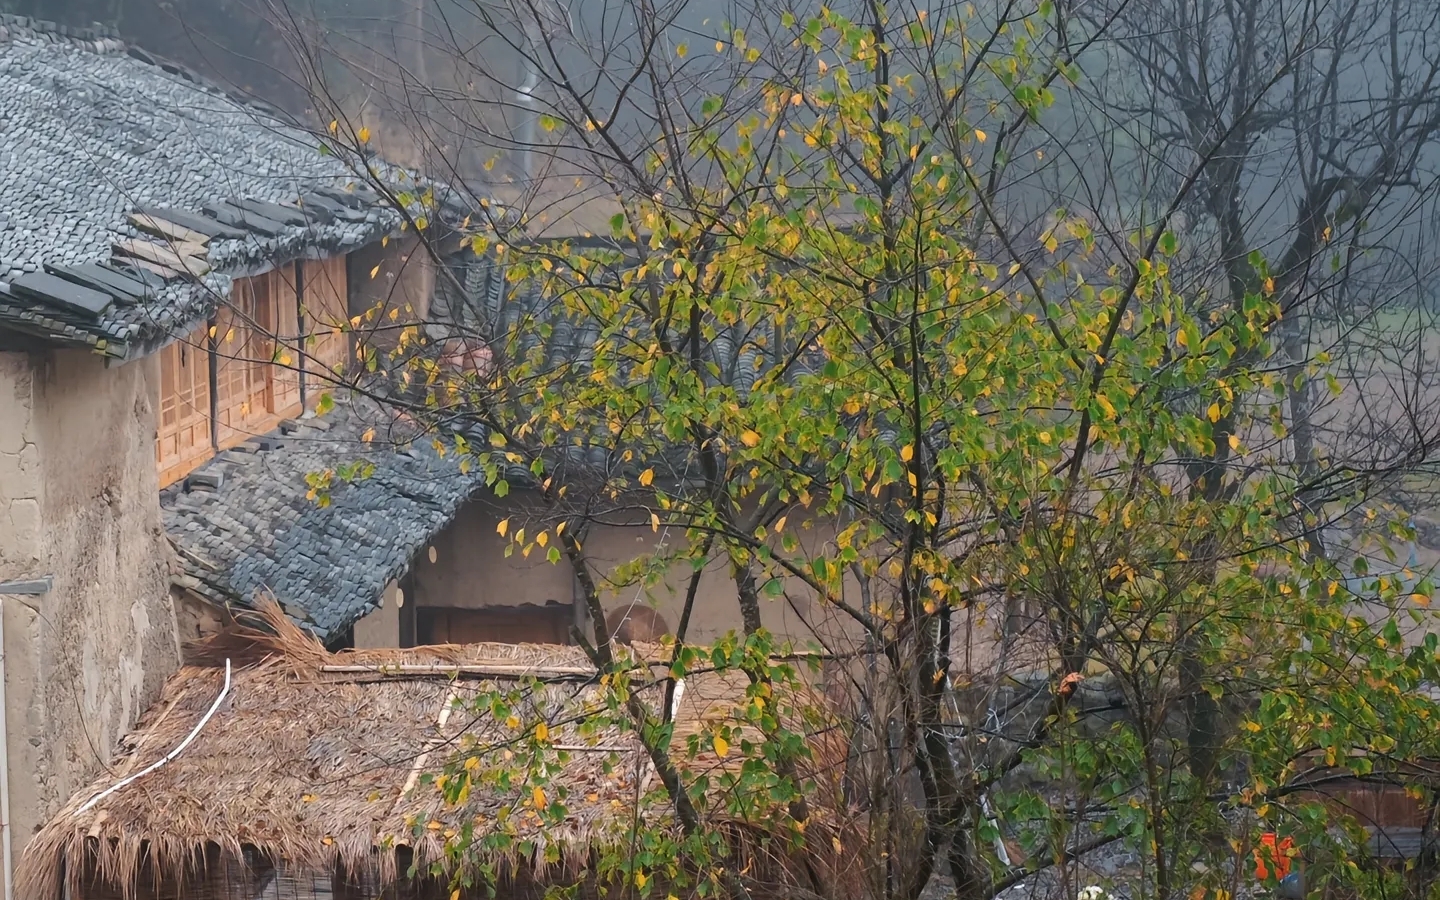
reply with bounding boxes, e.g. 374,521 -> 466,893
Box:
19,608 -> 851,900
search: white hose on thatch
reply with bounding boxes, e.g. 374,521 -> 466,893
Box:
75,659 -> 232,816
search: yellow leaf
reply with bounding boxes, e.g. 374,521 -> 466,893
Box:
774,516 -> 787,533
1207,403 -> 1222,423
1263,276 -> 1275,294
322,835 -> 334,846
1097,395 -> 1117,419
535,721 -> 550,742
1413,593 -> 1432,607
974,128 -> 987,143
1038,431 -> 1052,444
451,891 -> 461,900
328,119 -> 339,135
713,734 -> 730,757
1243,720 -> 1261,733
635,872 -> 648,890
536,531 -> 548,547
639,468 -> 655,486
506,714 -> 520,729
900,444 -> 914,462
1228,434 -> 1240,451
382,235 -> 389,248
302,793 -> 318,802
464,756 -> 480,771
357,126 -> 372,143
676,43 -> 688,57
842,398 -> 861,415
533,786 -> 547,808
497,518 -> 510,537
362,427 -> 376,443
370,265 -> 381,280
741,430 -> 761,447
650,512 -> 660,532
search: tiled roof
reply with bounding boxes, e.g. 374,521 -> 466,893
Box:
0,15 -> 409,359
162,395 -> 487,641
431,250 -> 851,473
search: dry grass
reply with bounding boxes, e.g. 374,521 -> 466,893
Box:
19,603 -> 857,900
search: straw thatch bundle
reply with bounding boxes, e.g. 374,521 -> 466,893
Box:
18,605 -> 858,900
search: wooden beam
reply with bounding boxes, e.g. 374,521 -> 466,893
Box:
112,240 -> 210,278
320,663 -> 599,677
128,213 -> 210,247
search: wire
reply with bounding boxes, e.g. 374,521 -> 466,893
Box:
74,659 -> 232,816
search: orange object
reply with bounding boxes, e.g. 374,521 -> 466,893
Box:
1254,832 -> 1296,881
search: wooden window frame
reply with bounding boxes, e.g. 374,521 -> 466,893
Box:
157,260 -> 321,483
156,325 -> 213,488
303,254 -> 350,401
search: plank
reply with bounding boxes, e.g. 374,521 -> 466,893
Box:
303,194 -> 371,223
129,213 -> 210,247
44,263 -> 148,306
313,184 -> 367,209
232,197 -> 314,226
120,257 -> 184,282
101,261 -> 169,291
113,240 -> 210,277
136,206 -> 246,240
202,202 -> 286,236
10,272 -> 114,318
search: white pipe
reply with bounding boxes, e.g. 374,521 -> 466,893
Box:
0,599 -> 14,900
75,660 -> 231,817
517,18 -> 545,181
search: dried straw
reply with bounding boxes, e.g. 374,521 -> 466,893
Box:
17,602 -> 859,900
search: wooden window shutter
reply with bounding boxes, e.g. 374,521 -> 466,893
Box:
213,283 -> 252,448
156,325 -> 213,486
270,265 -> 302,417
304,255 -> 349,391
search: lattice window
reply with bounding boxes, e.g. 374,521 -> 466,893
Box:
156,325 -> 212,487
304,255 -> 349,381
214,273 -> 285,447
270,264 -> 302,417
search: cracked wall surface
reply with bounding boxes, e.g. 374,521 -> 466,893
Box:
0,349 -> 179,854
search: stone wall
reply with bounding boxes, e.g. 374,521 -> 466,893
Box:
0,349 -> 179,854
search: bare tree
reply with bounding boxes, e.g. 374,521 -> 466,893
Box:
211,2 -> 1440,900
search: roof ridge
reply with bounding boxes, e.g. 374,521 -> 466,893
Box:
0,13 -> 297,135
0,13 -> 124,53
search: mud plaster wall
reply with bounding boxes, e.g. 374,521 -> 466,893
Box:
0,350 -> 179,853
408,491 -> 865,653
354,581 -> 403,648
347,235 -> 435,339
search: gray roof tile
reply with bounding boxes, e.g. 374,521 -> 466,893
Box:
0,16 -> 410,358
161,393 -> 487,641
